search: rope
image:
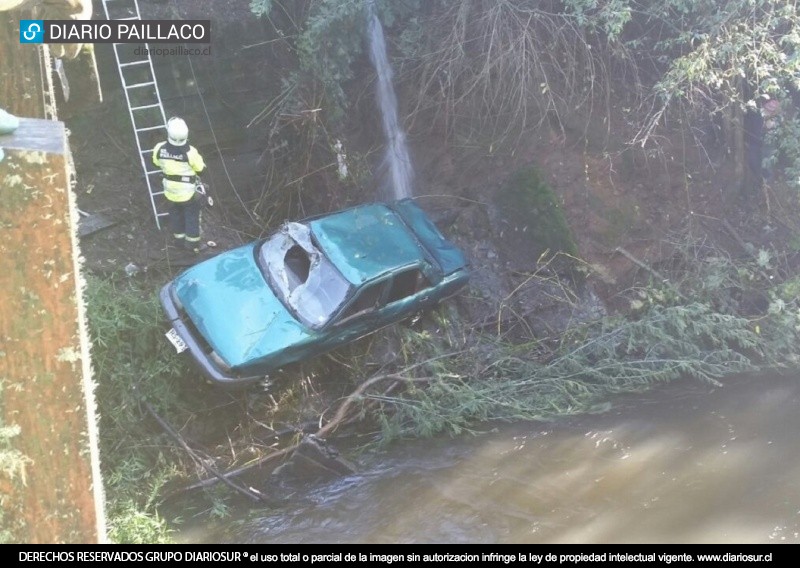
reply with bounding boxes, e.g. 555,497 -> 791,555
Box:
185,46 -> 259,227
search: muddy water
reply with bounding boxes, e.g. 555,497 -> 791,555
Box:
199,374 -> 800,544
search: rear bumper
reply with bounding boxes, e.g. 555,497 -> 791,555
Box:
159,283 -> 264,388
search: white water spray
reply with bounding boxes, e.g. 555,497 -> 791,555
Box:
366,2 -> 414,200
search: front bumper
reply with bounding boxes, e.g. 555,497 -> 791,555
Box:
158,283 -> 265,388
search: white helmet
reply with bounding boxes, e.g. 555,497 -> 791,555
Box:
167,117 -> 188,146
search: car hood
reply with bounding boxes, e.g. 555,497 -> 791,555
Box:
172,243 -> 311,368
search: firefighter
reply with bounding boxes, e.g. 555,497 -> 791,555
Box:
152,117 -> 207,252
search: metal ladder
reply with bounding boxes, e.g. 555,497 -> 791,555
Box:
101,0 -> 169,229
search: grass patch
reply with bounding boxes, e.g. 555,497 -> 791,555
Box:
85,275 -> 199,544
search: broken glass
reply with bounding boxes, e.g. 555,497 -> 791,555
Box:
260,222 -> 351,327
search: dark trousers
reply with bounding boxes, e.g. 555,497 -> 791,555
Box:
168,196 -> 201,241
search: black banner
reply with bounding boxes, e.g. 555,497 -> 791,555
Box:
5,546 -> 783,565
39,20 -> 211,44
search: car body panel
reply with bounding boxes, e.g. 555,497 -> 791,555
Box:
392,199 -> 467,276
171,243 -> 312,368
309,204 -> 426,286
160,199 -> 470,387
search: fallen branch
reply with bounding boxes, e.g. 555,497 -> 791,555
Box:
722,218 -> 754,259
721,218 -> 773,282
168,447 -> 296,496
316,351 -> 466,436
615,246 -> 687,300
143,401 -> 275,505
166,352 -> 465,493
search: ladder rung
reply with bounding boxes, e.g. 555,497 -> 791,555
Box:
153,191 -> 166,197
145,170 -> 162,175
124,81 -> 155,89
157,212 -> 169,217
136,125 -> 165,132
119,60 -> 149,68
130,103 -> 161,111
140,148 -> 154,154
117,17 -> 139,21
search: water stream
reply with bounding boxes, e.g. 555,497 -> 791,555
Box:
366,2 -> 415,200
188,373 -> 800,544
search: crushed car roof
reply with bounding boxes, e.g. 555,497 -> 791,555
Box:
309,203 -> 426,285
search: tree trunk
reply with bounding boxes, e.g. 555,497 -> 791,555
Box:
731,103 -> 745,193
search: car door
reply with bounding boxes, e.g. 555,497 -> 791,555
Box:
324,278 -> 390,348
377,266 -> 436,323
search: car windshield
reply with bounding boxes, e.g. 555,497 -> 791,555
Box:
259,222 -> 352,328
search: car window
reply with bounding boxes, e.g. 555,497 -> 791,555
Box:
259,222 -> 352,328
339,280 -> 387,321
386,268 -> 431,304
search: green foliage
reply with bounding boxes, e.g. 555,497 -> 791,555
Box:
770,114 -> 800,192
364,230 -> 800,442
250,0 -> 273,18
374,302 -> 762,441
85,275 -> 197,544
563,0 -> 632,38
611,0 -> 800,167
106,501 -> 173,544
296,0 -> 369,118
251,0 -> 422,120
245,1 -> 800,192
246,0 -> 425,224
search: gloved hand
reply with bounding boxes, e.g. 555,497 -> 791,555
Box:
195,180 -> 214,208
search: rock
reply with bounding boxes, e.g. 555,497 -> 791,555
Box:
124,263 -> 140,277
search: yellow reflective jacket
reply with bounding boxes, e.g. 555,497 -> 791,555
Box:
152,141 -> 206,202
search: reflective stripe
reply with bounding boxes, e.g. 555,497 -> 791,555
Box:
185,236 -> 201,242
173,233 -> 185,239
163,179 -> 196,202
153,142 -> 206,203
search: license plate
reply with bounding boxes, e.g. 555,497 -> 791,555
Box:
165,328 -> 188,354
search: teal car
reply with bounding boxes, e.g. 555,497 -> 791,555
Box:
159,199 -> 470,387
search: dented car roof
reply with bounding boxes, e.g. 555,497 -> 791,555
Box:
309,204 -> 427,285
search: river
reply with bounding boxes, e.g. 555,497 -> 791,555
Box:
190,373 -> 800,544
